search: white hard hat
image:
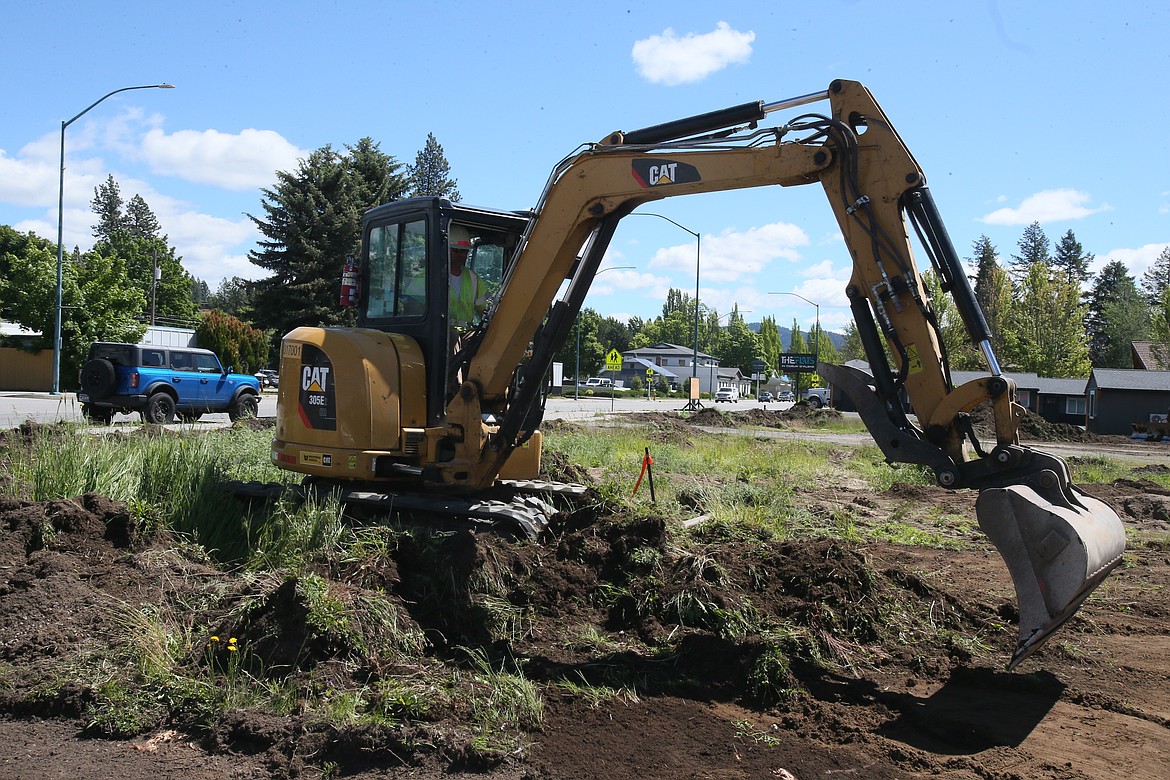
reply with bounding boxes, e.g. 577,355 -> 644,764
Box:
449,224 -> 473,252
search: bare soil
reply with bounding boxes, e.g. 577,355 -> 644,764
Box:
0,414 -> 1167,779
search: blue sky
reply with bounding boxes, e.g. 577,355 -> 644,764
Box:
2,1 -> 1167,337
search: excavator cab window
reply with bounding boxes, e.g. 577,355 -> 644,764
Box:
366,218 -> 428,319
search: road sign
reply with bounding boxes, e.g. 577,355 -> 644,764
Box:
646,367 -> 654,376
751,359 -> 767,373
605,349 -> 622,372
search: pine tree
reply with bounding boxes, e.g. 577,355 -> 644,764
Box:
1009,222 -> 1050,279
406,133 -> 460,200
1085,261 -> 1147,367
248,139 -> 407,339
207,276 -> 257,316
1140,246 -> 1170,306
87,179 -> 198,326
190,278 -> 211,307
717,309 -> 760,374
125,195 -> 162,240
90,175 -> 124,242
1052,229 -> 1092,287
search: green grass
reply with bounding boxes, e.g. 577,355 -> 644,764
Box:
1,416 -> 1156,760
545,426 -> 935,543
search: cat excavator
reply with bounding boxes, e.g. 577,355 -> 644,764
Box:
268,79 -> 1125,669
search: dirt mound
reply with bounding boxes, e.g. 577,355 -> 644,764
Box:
671,404 -> 841,429
968,401 -> 1101,443
1,472 -> 1168,777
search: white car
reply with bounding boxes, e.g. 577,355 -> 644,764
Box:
713,388 -> 739,403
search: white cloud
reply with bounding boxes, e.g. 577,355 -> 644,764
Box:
979,189 -> 1110,225
648,222 -> 808,282
0,148 -> 56,208
590,267 -> 670,297
142,128 -> 306,190
1098,243 -> 1170,280
162,209 -> 263,284
632,22 -> 755,86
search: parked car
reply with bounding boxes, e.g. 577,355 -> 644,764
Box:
584,377 -> 614,388
777,390 -> 795,402
758,391 -> 774,402
713,387 -> 739,403
77,342 -> 261,424
255,369 -> 279,389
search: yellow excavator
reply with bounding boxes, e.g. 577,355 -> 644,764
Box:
269,80 -> 1125,669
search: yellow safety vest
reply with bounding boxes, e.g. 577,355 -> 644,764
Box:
449,270 -> 478,325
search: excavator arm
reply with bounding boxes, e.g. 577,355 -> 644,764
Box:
439,79 -> 1124,668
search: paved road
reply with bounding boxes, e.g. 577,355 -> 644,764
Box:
6,391 -> 1168,466
0,391 -> 774,429
0,391 -> 280,429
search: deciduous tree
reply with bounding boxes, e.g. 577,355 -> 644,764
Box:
1006,261 -> 1090,377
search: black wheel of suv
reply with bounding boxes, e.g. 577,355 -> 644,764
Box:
808,396 -> 823,409
81,404 -> 113,425
80,358 -> 116,400
228,393 -> 259,422
142,392 -> 176,424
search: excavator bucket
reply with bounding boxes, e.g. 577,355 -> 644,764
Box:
976,471 -> 1125,670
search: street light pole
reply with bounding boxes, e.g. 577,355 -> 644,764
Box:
769,291 -> 819,398
52,83 -> 174,395
632,212 -> 701,410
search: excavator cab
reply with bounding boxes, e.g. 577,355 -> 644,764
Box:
355,198 -> 528,427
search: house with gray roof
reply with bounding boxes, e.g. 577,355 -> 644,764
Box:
618,343 -> 728,394
1086,368 -> 1170,435
1033,376 -> 1089,426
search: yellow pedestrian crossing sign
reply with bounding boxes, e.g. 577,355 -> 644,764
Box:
605,349 -> 622,372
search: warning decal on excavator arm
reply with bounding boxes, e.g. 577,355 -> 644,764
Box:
905,343 -> 923,375
298,344 -> 337,431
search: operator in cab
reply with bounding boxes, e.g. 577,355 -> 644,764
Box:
448,224 -> 487,329
447,223 -> 488,394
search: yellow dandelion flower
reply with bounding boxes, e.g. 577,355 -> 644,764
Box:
227,645 -> 238,652
210,635 -> 220,642
228,637 -> 237,644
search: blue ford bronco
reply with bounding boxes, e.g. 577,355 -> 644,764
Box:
77,341 -> 261,424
